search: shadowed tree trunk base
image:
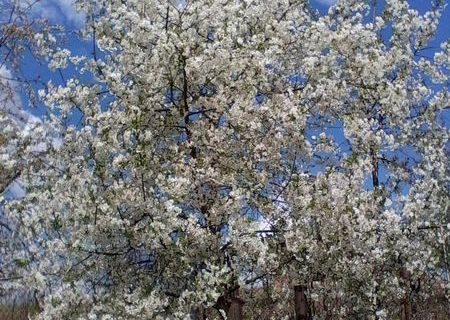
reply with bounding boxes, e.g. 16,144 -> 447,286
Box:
294,285 -> 309,320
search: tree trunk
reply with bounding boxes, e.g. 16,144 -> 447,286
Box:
402,296 -> 412,320
400,268 -> 412,320
216,288 -> 244,320
294,285 -> 309,320
227,296 -> 244,320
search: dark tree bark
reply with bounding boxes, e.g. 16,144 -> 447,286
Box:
294,285 -> 309,320
216,287 -> 244,320
227,296 -> 244,320
400,268 -> 412,320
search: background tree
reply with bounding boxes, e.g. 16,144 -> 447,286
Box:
0,2 -> 60,311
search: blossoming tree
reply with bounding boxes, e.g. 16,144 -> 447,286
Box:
1,0 -> 449,319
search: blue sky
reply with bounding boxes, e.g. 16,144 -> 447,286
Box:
30,0 -> 85,29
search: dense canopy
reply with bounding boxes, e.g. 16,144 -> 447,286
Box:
1,0 -> 449,319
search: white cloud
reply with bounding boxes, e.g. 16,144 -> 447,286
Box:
31,0 -> 85,28
0,67 -> 39,128
316,0 -> 338,5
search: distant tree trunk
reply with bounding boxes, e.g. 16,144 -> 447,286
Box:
294,285 -> 309,320
216,287 -> 244,320
228,296 -> 244,320
400,268 -> 412,320
402,296 -> 412,320
227,287 -> 244,320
